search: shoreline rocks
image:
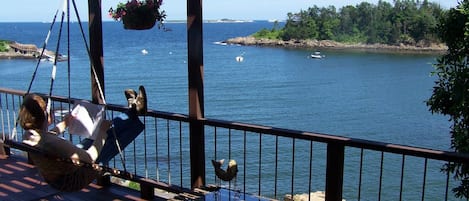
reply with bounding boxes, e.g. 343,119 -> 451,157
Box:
0,51 -> 38,60
0,41 -> 67,61
225,36 -> 447,54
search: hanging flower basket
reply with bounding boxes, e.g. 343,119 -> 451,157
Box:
109,0 -> 166,30
122,7 -> 157,30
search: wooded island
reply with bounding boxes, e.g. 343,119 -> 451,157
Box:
227,0 -> 448,52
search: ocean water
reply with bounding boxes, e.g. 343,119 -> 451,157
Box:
0,21 -> 455,199
0,21 -> 451,150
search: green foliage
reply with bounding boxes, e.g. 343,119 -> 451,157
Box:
252,20 -> 284,40
128,181 -> 140,190
252,28 -> 282,40
0,40 -> 10,52
335,32 -> 367,44
427,0 -> 469,198
253,0 -> 445,46
281,9 -> 320,40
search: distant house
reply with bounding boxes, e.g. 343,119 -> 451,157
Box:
6,42 -> 66,61
9,42 -> 39,57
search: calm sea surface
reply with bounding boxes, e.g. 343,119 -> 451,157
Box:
0,21 -> 450,149
0,21 -> 454,199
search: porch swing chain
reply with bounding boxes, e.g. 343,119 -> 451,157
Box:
70,0 -> 128,171
11,7 -> 61,141
64,0 -> 128,171
70,0 -> 106,105
25,10 -> 60,95
46,0 -> 67,115
10,0 -> 128,172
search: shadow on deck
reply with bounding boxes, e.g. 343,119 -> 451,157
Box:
0,153 -> 270,201
0,153 -> 152,201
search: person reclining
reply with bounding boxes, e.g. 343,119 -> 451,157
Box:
18,86 -> 147,191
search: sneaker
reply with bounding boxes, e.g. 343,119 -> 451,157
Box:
136,85 -> 147,115
124,89 -> 137,108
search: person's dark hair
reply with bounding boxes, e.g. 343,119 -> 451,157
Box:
19,94 -> 47,130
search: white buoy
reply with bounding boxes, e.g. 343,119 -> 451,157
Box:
141,49 -> 148,55
236,52 -> 245,62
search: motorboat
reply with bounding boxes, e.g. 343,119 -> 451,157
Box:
311,51 -> 324,59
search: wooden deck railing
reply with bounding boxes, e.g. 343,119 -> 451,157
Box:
1,87 -> 469,201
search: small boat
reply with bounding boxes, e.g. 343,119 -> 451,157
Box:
310,54 -> 323,59
214,41 -> 228,46
42,50 -> 68,62
310,51 -> 324,59
43,54 -> 68,62
236,52 -> 245,62
236,56 -> 244,62
141,49 -> 148,55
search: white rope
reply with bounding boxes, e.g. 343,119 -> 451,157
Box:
52,65 -> 57,81
91,66 -> 106,105
61,0 -> 68,15
25,11 -> 58,94
1,106 -> 5,141
44,0 -> 68,117
10,112 -> 17,141
7,110 -> 13,139
45,63 -> 56,116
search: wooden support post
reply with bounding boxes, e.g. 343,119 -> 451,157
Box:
187,0 -> 205,189
140,183 -> 155,200
88,0 -> 105,105
325,143 -> 345,201
96,174 -> 111,186
27,153 -> 34,164
0,140 -> 7,156
88,0 -> 109,187
0,142 -> 4,155
0,134 -> 10,156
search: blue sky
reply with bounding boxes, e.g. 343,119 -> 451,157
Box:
0,0 -> 460,22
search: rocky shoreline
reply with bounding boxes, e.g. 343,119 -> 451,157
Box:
224,36 -> 448,54
0,41 -> 67,61
0,51 -> 38,60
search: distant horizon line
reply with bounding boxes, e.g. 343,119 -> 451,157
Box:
0,19 -> 285,23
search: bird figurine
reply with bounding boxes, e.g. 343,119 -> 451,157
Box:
211,159 -> 238,181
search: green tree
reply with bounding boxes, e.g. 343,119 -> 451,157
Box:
390,0 -> 418,44
318,6 -> 340,40
373,1 -> 394,43
407,0 -> 442,43
255,0 -> 444,45
339,5 -> 359,35
282,10 -> 318,40
427,0 -> 469,198
337,5 -> 366,43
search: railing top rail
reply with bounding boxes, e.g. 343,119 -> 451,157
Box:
202,117 -> 469,163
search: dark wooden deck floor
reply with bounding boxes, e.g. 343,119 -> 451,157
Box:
0,150 -> 269,201
0,153 -> 161,201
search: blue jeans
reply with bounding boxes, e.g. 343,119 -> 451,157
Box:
79,111 -> 144,164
